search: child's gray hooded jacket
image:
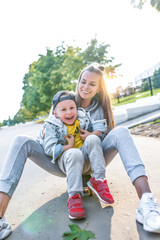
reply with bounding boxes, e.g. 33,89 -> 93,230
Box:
37,107 -> 107,163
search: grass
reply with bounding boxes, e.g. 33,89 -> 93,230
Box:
112,89 -> 160,106
151,118 -> 160,124
130,118 -> 160,130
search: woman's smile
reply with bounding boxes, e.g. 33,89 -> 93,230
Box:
81,90 -> 91,94
78,71 -> 100,102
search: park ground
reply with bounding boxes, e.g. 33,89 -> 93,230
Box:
0,123 -> 160,240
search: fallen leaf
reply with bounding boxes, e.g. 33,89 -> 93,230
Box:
63,224 -> 95,240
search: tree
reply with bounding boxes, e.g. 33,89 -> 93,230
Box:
152,68 -> 160,89
104,64 -> 122,79
131,0 -> 160,12
17,38 -> 121,122
22,68 -> 43,117
83,38 -> 121,79
13,106 -> 32,123
83,38 -> 113,65
141,79 -> 150,91
58,45 -> 84,90
21,45 -> 83,118
115,86 -> 124,103
22,47 -> 66,116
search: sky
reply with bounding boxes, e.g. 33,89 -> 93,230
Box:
0,0 -> 160,122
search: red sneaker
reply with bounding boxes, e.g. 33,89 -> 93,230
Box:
67,194 -> 86,219
87,177 -> 114,204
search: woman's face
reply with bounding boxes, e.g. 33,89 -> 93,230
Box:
78,71 -> 100,101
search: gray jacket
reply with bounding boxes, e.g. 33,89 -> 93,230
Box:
37,107 -> 107,163
84,96 -> 113,132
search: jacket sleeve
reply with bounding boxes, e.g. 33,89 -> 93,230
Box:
90,119 -> 108,141
44,122 -> 64,162
91,119 -> 107,132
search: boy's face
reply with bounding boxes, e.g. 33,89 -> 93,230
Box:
53,99 -> 77,125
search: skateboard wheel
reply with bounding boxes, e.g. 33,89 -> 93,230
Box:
88,187 -> 94,196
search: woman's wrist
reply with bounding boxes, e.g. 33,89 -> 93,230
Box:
92,130 -> 102,136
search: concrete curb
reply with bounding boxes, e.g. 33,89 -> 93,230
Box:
113,93 -> 160,125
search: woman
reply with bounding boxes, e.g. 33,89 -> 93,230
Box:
0,64 -> 160,239
75,64 -> 160,234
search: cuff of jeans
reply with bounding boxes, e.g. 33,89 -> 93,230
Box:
129,165 -> 146,184
0,180 -> 16,198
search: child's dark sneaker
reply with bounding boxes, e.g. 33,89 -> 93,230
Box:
67,194 -> 86,219
87,177 -> 114,204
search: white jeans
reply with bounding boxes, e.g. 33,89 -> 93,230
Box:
58,135 -> 106,197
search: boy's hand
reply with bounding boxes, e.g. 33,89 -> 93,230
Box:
65,135 -> 75,147
80,129 -> 102,141
80,129 -> 91,141
63,135 -> 75,151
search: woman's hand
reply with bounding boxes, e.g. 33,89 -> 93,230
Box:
80,129 -> 92,141
63,135 -> 75,152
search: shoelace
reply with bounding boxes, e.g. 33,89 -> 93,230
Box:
146,197 -> 160,214
0,222 -> 3,229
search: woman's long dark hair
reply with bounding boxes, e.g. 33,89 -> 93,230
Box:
76,64 -> 115,132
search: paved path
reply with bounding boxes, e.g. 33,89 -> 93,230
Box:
0,124 -> 160,240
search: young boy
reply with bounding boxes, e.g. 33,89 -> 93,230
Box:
38,91 -> 114,219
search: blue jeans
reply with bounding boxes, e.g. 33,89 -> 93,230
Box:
102,127 -> 146,183
0,127 -> 146,198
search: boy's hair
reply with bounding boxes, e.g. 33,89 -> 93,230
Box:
52,91 -> 76,110
75,64 -> 115,131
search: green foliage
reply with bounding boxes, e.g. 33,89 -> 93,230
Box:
63,224 -> 95,240
0,122 -> 4,127
21,44 -> 83,117
2,116 -> 15,126
6,38 -> 121,124
17,38 -> 119,121
62,45 -> 84,81
112,88 -> 160,106
12,108 -> 26,123
150,0 -> 160,11
131,0 -> 160,12
105,64 -> 122,79
22,48 -> 64,116
83,38 -> 112,65
152,68 -> 160,89
141,78 -> 150,91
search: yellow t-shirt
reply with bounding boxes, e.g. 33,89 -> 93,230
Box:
65,119 -> 84,149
